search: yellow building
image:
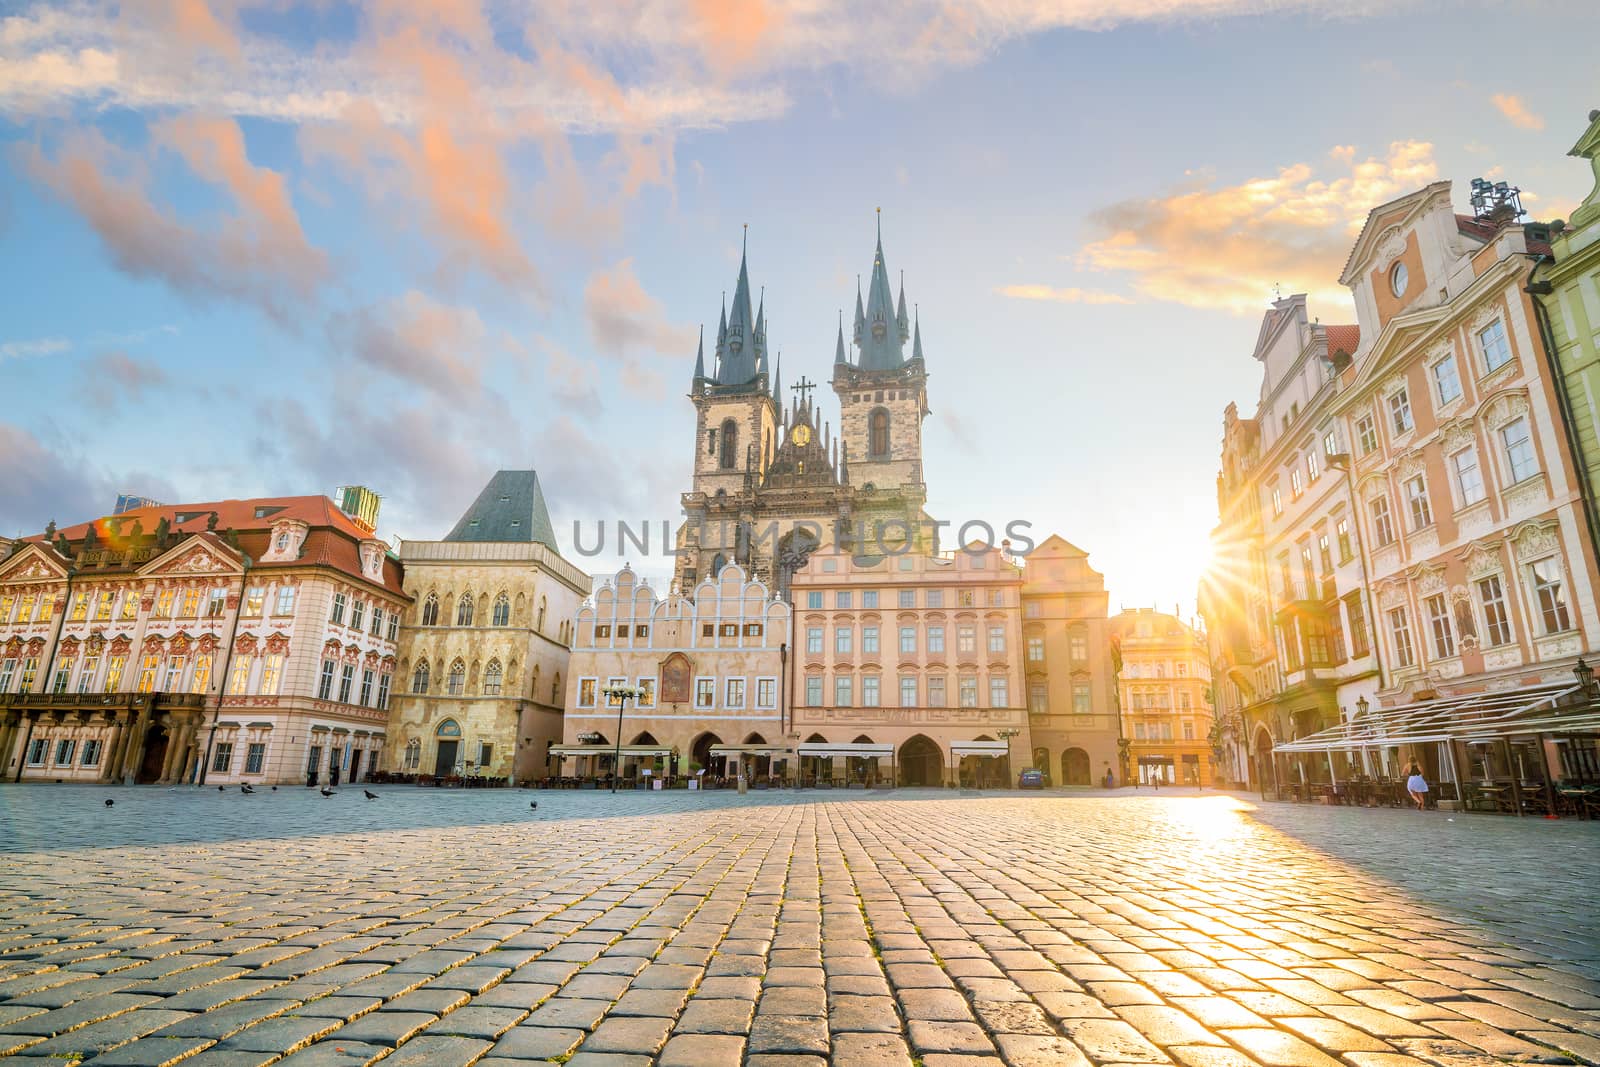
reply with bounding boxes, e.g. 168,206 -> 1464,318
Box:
1110,609 -> 1215,786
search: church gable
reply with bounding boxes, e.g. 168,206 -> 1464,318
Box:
0,543 -> 70,584
139,534 -> 244,578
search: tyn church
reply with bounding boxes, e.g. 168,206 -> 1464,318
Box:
675,222 -> 935,599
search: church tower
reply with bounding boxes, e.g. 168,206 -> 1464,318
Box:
832,216 -> 930,511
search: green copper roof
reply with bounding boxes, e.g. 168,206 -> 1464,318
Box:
445,470 -> 556,546
857,218 -> 911,371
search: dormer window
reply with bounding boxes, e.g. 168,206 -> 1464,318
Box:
1389,262 -> 1408,297
275,533 -> 290,553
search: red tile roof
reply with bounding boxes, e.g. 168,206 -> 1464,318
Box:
1323,324 -> 1360,359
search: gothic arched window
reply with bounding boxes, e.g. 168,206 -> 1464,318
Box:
492,594 -> 510,626
421,593 -> 439,626
412,660 -> 430,694
537,596 -> 547,632
456,593 -> 474,627
447,659 -> 466,696
484,659 -> 503,695
720,419 -> 738,470
552,672 -> 562,703
869,408 -> 890,459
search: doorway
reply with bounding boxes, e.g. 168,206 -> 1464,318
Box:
899,734 -> 942,786
434,740 -> 458,778
1062,747 -> 1091,786
136,724 -> 168,783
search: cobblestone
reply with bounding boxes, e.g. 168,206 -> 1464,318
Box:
2,786 -> 1597,1067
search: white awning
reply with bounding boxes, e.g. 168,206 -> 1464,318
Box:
548,744 -> 674,757
797,743 -> 894,757
950,740 -> 1010,757
709,744 -> 795,756
1272,682 -> 1591,753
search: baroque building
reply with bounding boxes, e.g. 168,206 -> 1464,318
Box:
386,471 -> 590,784
1110,608 -> 1214,786
0,496 -> 406,786
675,222 -> 934,599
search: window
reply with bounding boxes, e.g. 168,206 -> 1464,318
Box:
1322,429 -> 1339,460
1073,684 -> 1092,716
1027,637 -> 1044,662
899,627 -> 917,654
307,746 -> 323,777
245,743 -> 265,774
1404,475 -> 1432,530
411,661 -> 430,694
1451,448 -> 1486,506
757,678 -> 776,708
1477,575 -> 1512,646
1388,388 -> 1413,434
988,626 -> 1005,653
597,625 -> 613,639
806,676 -> 823,706
695,678 -> 715,708
1432,355 -> 1462,405
445,661 -> 463,696
69,592 -> 89,621
806,591 -> 822,609
1300,544 -> 1315,587
862,627 -> 879,654
928,675 -> 946,707
80,739 -> 101,766
455,594 -> 473,627
477,742 -> 493,768
1388,607 -> 1415,668
350,599 -> 365,631
835,628 -> 853,654
105,655 -> 126,692
1357,415 -> 1378,455
869,408 -> 890,458
1308,451 -> 1320,484
724,677 -> 746,708
95,593 -> 113,621
959,675 -> 978,707
180,587 -> 201,617
207,588 -> 226,618
862,675 -> 880,707
927,626 -> 945,654
989,676 -> 1008,707
1318,534 -> 1332,574
537,597 -> 547,632
370,606 -> 383,636
837,591 -> 852,609
1502,417 -> 1538,484
377,672 -> 392,709
1028,682 -> 1047,714
862,590 -> 878,609
1271,486 -> 1282,517
483,660 -> 502,696
577,677 -> 597,706
155,589 -> 174,618
212,743 -> 234,773
957,626 -> 976,654
492,595 -> 510,626
1182,722 -> 1196,741
899,676 -> 917,707
926,590 -> 944,608
1370,495 -> 1395,546
719,418 -> 738,469
330,592 -> 346,625
25,738 -> 46,765
162,655 -> 184,690
79,655 -> 100,694
1343,592 -> 1368,657
1290,468 -> 1303,499
318,660 -> 336,700
1425,593 -> 1455,659
1335,518 -> 1353,562
1531,559 -> 1571,634
50,662 -> 69,694
55,738 -> 75,765
1390,261 -> 1408,296
834,675 -> 853,706
1479,318 -> 1512,372
386,613 -> 399,641
1069,634 -> 1088,661
806,627 -> 823,654
958,589 -> 975,607
898,589 -> 915,609
136,655 -> 159,693
421,594 -> 439,626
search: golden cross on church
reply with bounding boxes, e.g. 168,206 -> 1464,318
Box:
792,375 -> 816,406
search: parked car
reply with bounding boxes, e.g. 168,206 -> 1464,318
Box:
1018,769 -> 1045,789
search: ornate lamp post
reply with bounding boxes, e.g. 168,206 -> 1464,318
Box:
600,683 -> 641,794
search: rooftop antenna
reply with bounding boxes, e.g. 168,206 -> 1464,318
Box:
1272,281 -> 1283,301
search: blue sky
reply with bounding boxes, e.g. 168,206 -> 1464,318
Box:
2,0 -> 1597,617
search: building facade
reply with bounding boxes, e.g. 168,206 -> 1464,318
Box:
559,563 -> 791,782
789,545 -> 1026,787
385,471 -> 591,784
1019,536 -> 1122,786
675,225 -> 935,599
0,496 -> 406,786
1110,609 -> 1215,786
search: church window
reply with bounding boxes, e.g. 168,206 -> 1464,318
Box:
483,660 -> 503,696
869,408 -> 890,459
720,420 -> 738,469
492,594 -> 510,626
412,660 -> 430,694
456,593 -> 474,626
447,659 -> 466,695
421,594 -> 439,626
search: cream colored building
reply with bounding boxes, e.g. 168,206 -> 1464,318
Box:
1110,609 -> 1215,786
789,545 -> 1026,787
0,495 -> 406,787
558,563 -> 791,783
386,471 -> 590,784
1019,536 -> 1122,786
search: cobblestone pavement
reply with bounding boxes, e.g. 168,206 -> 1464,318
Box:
2,786 -> 1598,1067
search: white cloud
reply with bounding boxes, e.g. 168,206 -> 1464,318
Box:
0,336 -> 70,360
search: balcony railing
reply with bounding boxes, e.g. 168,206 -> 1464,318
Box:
0,691 -> 206,710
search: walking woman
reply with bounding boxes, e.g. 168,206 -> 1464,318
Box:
1405,759 -> 1429,811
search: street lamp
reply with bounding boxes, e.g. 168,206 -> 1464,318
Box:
600,683 -> 642,794
997,728 -> 1020,789
1574,658 -> 1596,699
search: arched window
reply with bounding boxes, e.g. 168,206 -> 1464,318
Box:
412,660 -> 430,694
537,596 -> 547,632
447,659 -> 466,696
484,659 -> 503,695
456,593 -> 474,627
421,593 -> 439,626
869,408 -> 890,459
492,594 -> 510,627
552,672 -> 561,703
404,738 -> 421,771
720,419 -> 738,469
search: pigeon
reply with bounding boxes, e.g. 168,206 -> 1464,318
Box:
320,787 -> 336,797
271,786 -> 277,791
218,785 -> 225,792
529,801 -> 538,810
363,790 -> 378,800
241,784 -> 255,794
104,798 -> 114,807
